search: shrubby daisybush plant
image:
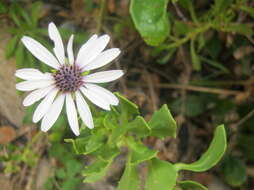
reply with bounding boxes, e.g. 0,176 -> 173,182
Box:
15,22 -> 227,190
15,22 -> 123,136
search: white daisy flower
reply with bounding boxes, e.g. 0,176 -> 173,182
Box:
15,22 -> 123,136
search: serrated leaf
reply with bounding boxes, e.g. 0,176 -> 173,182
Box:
65,129 -> 105,155
174,125 -> 227,172
83,159 -> 111,183
130,0 -> 170,46
145,158 -> 177,190
128,138 -> 158,165
116,164 -> 140,190
126,116 -> 151,138
178,180 -> 208,190
109,124 -> 126,145
65,137 -> 89,154
221,156 -> 247,187
115,93 -> 139,118
93,144 -> 120,162
148,104 -> 177,139
103,112 -> 118,130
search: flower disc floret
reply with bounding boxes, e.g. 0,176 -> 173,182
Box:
54,65 -> 83,92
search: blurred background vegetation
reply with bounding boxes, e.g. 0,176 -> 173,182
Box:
0,0 -> 254,189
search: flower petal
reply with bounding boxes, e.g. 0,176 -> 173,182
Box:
48,22 -> 65,65
41,94 -> 65,132
83,70 -> 124,83
15,68 -> 51,80
21,36 -> 60,69
85,83 -> 118,105
16,79 -> 55,91
66,93 -> 79,136
77,35 -> 110,68
67,34 -> 74,65
23,85 -> 55,106
75,91 -> 94,129
32,88 -> 58,123
76,34 -> 98,65
83,48 -> 120,71
80,86 -> 110,110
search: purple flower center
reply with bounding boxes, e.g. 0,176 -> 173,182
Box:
53,65 -> 83,92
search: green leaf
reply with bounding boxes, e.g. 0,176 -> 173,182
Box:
15,44 -> 25,68
221,156 -> 247,187
190,39 -> 201,71
128,138 -> 158,165
0,2 -> 7,14
83,159 -> 111,183
213,0 -> 233,14
148,104 -> 177,139
85,132 -> 105,154
56,168 -> 66,179
117,164 -> 140,190
5,36 -> 19,58
173,20 -> 193,37
103,110 -> 119,130
93,144 -> 120,162
9,4 -> 21,26
221,23 -> 253,36
115,93 -> 139,123
126,116 -> 151,138
239,6 -> 254,18
62,177 -> 81,190
65,129 -> 106,155
65,137 -> 89,154
130,0 -> 170,46
174,125 -> 227,172
178,180 -> 208,190
145,158 -> 177,190
109,125 -> 126,145
15,3 -> 32,26
66,159 -> 83,177
31,1 -> 43,26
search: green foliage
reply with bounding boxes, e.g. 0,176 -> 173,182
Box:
130,0 -> 170,46
148,104 -> 177,139
145,158 -> 177,190
5,2 -> 46,69
45,143 -> 83,190
178,180 -> 208,190
221,156 -> 247,187
129,0 -> 254,71
117,164 -> 140,190
64,95 -> 227,189
128,137 -> 158,165
174,125 -> 227,172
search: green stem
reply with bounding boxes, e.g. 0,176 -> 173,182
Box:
165,23 -> 213,49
